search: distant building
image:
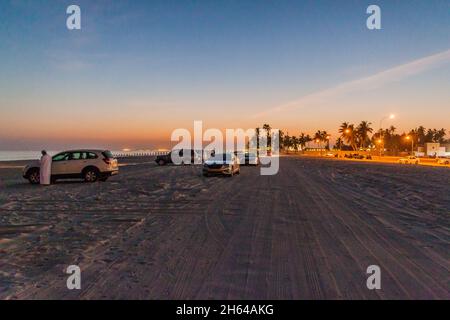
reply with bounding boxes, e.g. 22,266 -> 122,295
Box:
418,142 -> 450,157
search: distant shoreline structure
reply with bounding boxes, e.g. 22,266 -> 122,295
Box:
0,150 -> 170,162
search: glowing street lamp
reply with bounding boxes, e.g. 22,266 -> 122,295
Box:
340,129 -> 351,154
405,135 -> 414,155
377,139 -> 383,157
325,135 -> 331,152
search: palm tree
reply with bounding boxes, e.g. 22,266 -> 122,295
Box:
262,124 -> 271,150
434,128 -> 447,143
321,130 -> 330,150
356,121 -> 373,149
298,132 -> 307,151
339,122 -> 351,137
279,130 -> 285,150
387,126 -> 395,135
291,136 -> 299,152
416,126 -> 426,145
255,127 -> 260,153
339,123 -> 356,150
335,137 -> 343,150
313,130 -> 328,149
283,133 -> 291,153
298,133 -> 312,152
314,130 -> 323,148
425,129 -> 434,142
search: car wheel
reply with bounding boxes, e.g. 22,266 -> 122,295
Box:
28,169 -> 40,184
158,159 -> 165,166
84,168 -> 99,182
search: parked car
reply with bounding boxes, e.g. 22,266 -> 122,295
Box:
398,156 -> 420,164
344,153 -> 364,159
155,149 -> 201,165
234,151 -> 260,166
23,150 -> 118,184
203,153 -> 240,176
437,157 -> 450,165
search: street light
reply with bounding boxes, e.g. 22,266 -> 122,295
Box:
377,139 -> 383,157
378,114 -> 395,157
340,129 -> 351,154
405,135 -> 414,155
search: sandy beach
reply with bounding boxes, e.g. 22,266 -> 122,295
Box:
0,156 -> 449,299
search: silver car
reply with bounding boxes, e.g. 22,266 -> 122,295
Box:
203,153 -> 240,177
23,149 -> 119,184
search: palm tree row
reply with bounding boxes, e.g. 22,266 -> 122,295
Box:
282,132 -> 313,152
338,121 -> 374,150
255,123 -> 448,153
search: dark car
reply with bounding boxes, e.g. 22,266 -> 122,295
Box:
344,153 -> 368,160
155,149 -> 200,165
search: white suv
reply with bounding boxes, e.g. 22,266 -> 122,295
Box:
23,149 -> 119,184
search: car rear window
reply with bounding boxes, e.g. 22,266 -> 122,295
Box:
102,151 -> 114,159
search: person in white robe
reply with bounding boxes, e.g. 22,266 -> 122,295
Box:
40,150 -> 52,185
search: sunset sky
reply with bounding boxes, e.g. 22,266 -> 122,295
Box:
1,0 -> 449,150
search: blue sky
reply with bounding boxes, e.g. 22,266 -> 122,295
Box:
0,0 -> 449,150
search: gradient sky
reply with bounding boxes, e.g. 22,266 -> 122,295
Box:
1,0 -> 449,150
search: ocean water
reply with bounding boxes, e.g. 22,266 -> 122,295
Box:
0,151 -> 58,161
0,150 -> 166,161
